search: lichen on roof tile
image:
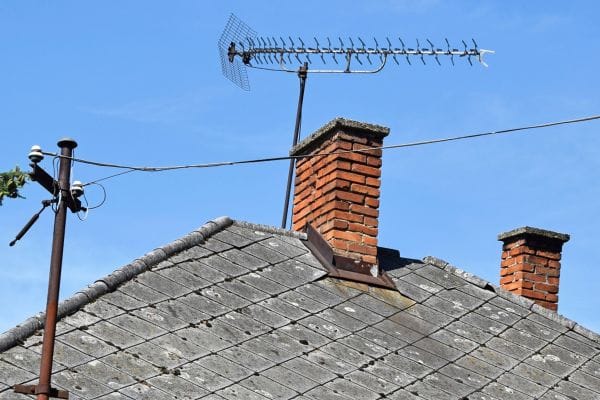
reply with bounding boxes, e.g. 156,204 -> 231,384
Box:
0,217 -> 599,400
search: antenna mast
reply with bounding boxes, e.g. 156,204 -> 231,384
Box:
218,14 -> 494,228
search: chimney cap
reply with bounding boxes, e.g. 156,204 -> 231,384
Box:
497,226 -> 570,243
290,117 -> 389,156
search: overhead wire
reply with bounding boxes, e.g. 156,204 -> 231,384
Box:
40,113 -> 600,185
84,169 -> 137,186
51,156 -> 60,213
84,182 -> 107,210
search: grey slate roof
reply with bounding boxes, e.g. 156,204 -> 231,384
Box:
1,217 -> 599,400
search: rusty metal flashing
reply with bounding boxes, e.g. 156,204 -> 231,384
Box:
304,224 -> 396,289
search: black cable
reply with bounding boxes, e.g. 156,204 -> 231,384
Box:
41,113 -> 600,183
84,169 -> 137,186
84,182 -> 107,210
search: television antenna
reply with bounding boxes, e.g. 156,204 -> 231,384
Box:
218,14 -> 494,228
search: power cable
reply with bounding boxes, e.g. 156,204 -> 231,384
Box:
84,182 -> 107,209
41,114 -> 600,184
84,170 -> 137,186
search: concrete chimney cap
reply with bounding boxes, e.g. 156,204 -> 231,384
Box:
497,226 -> 570,243
290,117 -> 389,156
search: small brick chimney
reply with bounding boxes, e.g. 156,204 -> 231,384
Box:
498,227 -> 570,311
291,118 -> 389,266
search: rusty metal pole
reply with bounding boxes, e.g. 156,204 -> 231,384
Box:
281,62 -> 308,229
36,138 -> 76,400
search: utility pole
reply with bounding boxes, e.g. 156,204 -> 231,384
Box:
13,138 -> 81,400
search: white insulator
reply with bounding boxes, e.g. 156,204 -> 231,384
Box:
28,145 -> 44,163
71,180 -> 84,198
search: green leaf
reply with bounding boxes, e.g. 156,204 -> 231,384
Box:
0,166 -> 29,205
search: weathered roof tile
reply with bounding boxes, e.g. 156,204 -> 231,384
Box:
1,217 -> 598,399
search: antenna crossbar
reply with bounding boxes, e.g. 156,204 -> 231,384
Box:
218,14 -> 494,89
228,40 -> 493,69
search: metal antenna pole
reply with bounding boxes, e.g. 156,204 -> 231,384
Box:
218,14 -> 494,228
14,139 -> 76,400
281,62 -> 308,229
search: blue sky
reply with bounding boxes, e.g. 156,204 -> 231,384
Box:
1,1 -> 599,333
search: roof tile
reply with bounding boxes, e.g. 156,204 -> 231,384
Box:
1,217 -> 598,399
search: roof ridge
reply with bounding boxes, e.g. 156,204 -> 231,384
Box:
232,220 -> 307,239
0,216 -> 233,352
422,255 -> 600,343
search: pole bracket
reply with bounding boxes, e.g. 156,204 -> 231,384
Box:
29,163 -> 82,213
14,384 -> 69,399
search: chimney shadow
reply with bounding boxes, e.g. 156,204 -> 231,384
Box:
377,246 -> 421,274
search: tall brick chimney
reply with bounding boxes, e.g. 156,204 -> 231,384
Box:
291,118 -> 389,266
498,227 -> 570,311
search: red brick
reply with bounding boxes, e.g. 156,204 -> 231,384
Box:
326,210 -> 364,224
502,239 -> 527,250
365,177 -> 380,188
366,156 -> 382,167
524,255 -> 549,266
362,236 -> 378,246
362,255 -> 377,264
293,196 -> 312,215
350,183 -> 380,198
315,200 -> 350,216
317,160 -> 351,178
547,277 -> 560,285
348,242 -> 378,256
535,300 -> 558,311
511,255 -> 531,266
313,173 -> 337,189
335,191 -> 365,204
337,151 -> 367,164
518,272 -> 547,283
330,238 -> 349,251
500,275 -> 515,285
324,138 -> 352,151
534,266 -> 560,277
545,293 -> 559,302
292,202 -> 313,222
351,163 -> 381,178
503,263 -> 534,275
340,133 -> 368,144
335,171 -> 366,184
320,219 -> 349,234
534,283 -> 559,294
293,190 -> 312,207
327,230 -> 363,243
352,143 -> 382,156
547,260 -> 561,269
501,258 -> 517,268
503,281 -> 533,291
365,197 -> 380,208
294,174 -> 315,192
348,223 -> 378,236
350,204 -> 379,218
364,217 -> 378,227
509,246 -> 535,256
515,288 -> 546,301
536,250 -> 561,260
320,179 -> 351,196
